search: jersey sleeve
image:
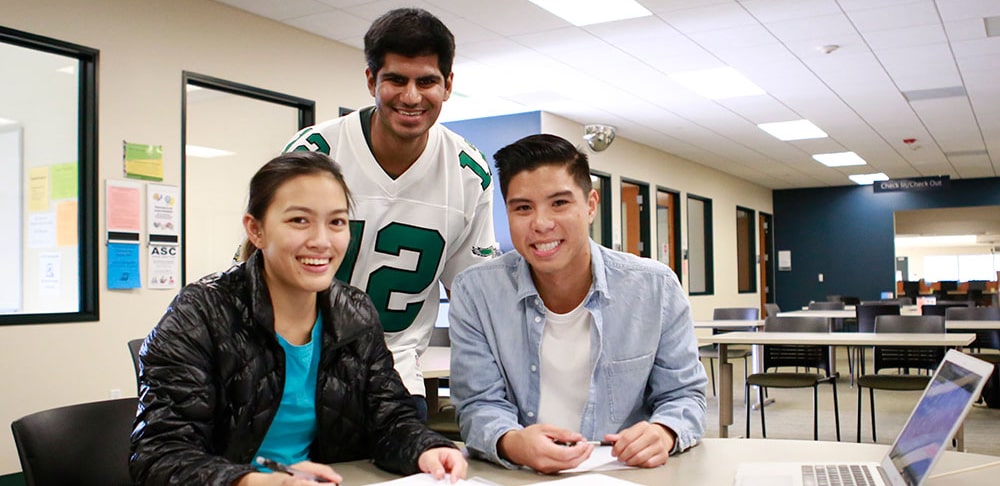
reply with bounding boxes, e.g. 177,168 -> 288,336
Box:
439,150 -> 498,290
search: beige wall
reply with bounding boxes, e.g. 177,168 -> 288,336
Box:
1,0 -> 772,474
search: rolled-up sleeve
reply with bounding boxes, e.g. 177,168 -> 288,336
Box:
647,279 -> 707,453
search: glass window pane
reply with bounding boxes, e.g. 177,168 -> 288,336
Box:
687,195 -> 713,295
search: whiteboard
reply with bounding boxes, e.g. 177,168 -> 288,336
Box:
0,126 -> 22,312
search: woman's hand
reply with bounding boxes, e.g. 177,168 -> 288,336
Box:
235,461 -> 342,485
417,447 -> 468,483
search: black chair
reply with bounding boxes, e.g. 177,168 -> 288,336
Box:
127,338 -> 144,391
809,301 -> 845,310
699,307 -> 759,396
852,304 -> 901,379
11,397 -> 138,486
856,315 -> 945,442
746,316 -> 841,441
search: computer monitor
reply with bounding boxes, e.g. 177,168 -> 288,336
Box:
901,280 -> 920,298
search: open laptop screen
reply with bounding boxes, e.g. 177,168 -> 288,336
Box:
888,359 -> 981,485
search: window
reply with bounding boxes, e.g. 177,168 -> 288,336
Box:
0,26 -> 98,324
589,172 -> 611,248
687,194 -> 713,295
656,187 -> 681,277
182,72 -> 315,283
737,206 -> 756,293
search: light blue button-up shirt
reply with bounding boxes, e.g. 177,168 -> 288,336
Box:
449,240 -> 707,468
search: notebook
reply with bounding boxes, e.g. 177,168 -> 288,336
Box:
734,349 -> 993,486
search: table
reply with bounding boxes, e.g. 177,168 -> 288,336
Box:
328,438 -> 1000,485
946,320 -> 1000,330
702,332 -> 976,442
694,320 -> 770,408
420,346 -> 451,414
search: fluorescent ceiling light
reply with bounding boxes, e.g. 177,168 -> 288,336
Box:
0,117 -> 16,126
668,67 -> 766,100
758,120 -> 828,141
57,65 -> 75,75
812,151 -> 866,167
849,172 -> 889,185
530,0 -> 651,26
895,235 -> 978,248
186,145 -> 235,158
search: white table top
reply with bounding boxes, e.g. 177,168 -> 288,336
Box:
780,309 -> 856,318
946,320 -> 1000,330
702,332 -> 975,347
327,438 -> 1000,485
419,346 -> 450,379
692,319 -> 764,329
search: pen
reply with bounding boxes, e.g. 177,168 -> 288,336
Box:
255,456 -> 334,483
553,440 -> 616,447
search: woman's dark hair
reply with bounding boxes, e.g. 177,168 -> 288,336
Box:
239,151 -> 350,261
493,134 -> 592,201
364,8 -> 455,78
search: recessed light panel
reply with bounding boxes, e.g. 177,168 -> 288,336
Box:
812,151 -> 867,167
758,120 -> 828,141
848,172 -> 888,185
668,67 -> 766,100
986,16 -> 1000,37
530,0 -> 651,27
186,145 -> 235,158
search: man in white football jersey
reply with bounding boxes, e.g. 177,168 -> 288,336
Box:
283,8 -> 497,420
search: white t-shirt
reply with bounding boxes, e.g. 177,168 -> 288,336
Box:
537,302 -> 593,432
284,108 -> 497,395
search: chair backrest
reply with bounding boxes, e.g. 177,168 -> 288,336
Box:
761,316 -> 831,374
855,303 -> 901,333
945,306 -> 1000,321
872,315 -> 946,374
840,296 -> 861,305
921,304 -> 964,316
713,307 -> 759,320
128,338 -> 144,383
764,303 -> 780,318
808,301 -> 845,310
11,397 -> 137,486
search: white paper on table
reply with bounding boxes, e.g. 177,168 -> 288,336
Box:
559,446 -> 636,473
364,473 -> 499,486
524,473 -> 643,485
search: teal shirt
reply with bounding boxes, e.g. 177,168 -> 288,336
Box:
255,315 -> 322,467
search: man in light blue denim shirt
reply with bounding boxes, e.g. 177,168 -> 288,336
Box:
449,134 -> 707,474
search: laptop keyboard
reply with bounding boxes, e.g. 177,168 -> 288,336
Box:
802,465 -> 876,486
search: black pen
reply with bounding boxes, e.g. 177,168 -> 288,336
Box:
255,456 -> 334,483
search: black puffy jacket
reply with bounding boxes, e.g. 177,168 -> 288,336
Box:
130,252 -> 455,485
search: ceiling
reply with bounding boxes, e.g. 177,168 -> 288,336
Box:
214,0 -> 1000,190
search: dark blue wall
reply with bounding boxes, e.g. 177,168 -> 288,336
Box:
773,177 -> 1000,310
444,111 -> 541,254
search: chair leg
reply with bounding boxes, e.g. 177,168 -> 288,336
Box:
745,381 -> 751,438
813,386 -> 819,440
831,380 -> 841,442
856,384 -> 863,443
760,386 -> 767,438
869,388 -> 877,442
742,356 -> 749,404
709,358 -> 716,396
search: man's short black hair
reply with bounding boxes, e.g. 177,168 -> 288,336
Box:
364,8 -> 455,78
493,134 -> 592,201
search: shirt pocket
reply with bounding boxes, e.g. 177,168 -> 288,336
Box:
604,352 -> 655,422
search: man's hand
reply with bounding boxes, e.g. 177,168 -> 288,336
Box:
605,421 -> 675,468
497,424 -> 593,474
418,447 -> 468,483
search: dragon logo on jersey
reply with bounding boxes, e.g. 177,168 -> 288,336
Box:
472,245 -> 500,258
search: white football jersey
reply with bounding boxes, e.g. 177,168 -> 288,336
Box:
284,107 -> 497,395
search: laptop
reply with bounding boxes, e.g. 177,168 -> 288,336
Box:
734,349 -> 993,486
